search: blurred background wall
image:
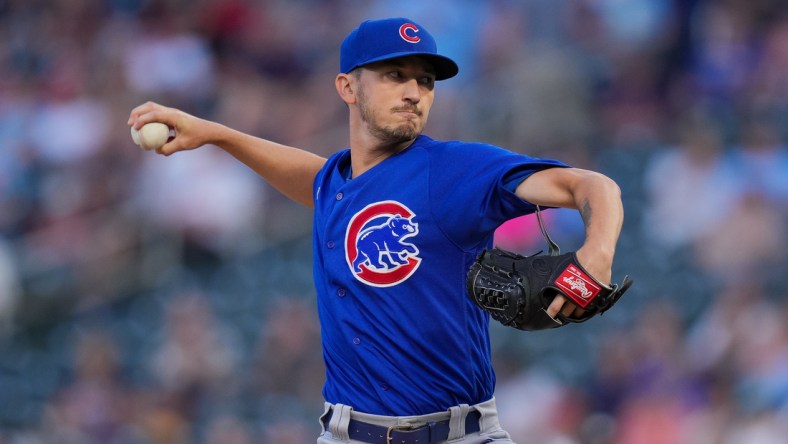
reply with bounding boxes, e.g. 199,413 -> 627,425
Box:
0,0 -> 786,443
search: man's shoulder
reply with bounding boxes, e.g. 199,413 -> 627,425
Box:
325,148 -> 351,162
314,148 -> 351,182
321,148 -> 350,169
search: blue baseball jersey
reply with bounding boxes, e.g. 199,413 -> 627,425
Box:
312,135 -> 568,415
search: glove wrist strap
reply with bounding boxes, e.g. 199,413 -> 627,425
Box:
535,205 -> 560,256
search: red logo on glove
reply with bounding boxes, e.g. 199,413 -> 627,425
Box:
554,265 -> 601,308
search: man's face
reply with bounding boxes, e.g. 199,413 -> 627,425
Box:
354,57 -> 436,144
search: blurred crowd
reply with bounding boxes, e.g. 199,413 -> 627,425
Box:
0,0 -> 787,443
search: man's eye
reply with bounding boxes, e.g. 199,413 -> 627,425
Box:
420,77 -> 434,85
388,71 -> 401,78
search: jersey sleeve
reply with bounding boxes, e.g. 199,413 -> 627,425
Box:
427,141 -> 569,251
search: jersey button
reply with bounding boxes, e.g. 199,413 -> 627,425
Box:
336,192 -> 343,200
326,241 -> 335,248
380,383 -> 389,391
337,288 -> 346,297
352,337 -> 360,345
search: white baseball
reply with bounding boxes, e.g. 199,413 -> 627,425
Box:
131,122 -> 170,151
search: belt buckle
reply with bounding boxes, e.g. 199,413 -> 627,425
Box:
385,423 -> 416,443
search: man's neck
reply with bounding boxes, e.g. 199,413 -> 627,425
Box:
348,133 -> 417,179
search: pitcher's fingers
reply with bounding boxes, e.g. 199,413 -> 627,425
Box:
155,134 -> 181,156
546,294 -> 566,319
561,302 -> 578,318
131,111 -> 176,131
128,101 -> 162,125
128,102 -> 175,127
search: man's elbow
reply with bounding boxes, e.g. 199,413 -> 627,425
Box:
577,170 -> 621,197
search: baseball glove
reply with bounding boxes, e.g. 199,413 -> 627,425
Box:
466,208 -> 632,331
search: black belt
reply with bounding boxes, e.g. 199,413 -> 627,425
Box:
322,408 -> 481,444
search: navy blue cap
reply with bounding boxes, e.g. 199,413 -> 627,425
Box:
340,18 -> 459,80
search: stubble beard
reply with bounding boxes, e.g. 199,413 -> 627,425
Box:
357,85 -> 422,145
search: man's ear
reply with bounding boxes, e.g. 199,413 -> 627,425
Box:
336,73 -> 356,105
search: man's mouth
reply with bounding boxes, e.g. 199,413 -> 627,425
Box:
394,108 -> 420,117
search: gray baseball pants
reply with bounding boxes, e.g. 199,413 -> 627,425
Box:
317,397 -> 515,443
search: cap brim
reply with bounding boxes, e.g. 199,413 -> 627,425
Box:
352,52 -> 459,81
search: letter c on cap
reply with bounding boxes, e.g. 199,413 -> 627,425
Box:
399,23 -> 420,43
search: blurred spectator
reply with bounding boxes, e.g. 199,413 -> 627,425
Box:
730,118 -> 788,206
0,239 -> 21,333
685,282 -> 788,442
203,414 -> 253,444
248,297 -> 324,421
642,115 -> 742,251
694,191 -> 786,285
690,0 -> 761,103
38,329 -> 137,443
133,145 -> 267,258
609,303 -> 691,444
748,16 -> 788,136
123,6 -> 215,102
260,419 -> 317,444
692,117 -> 788,285
590,0 -> 675,51
495,367 -> 578,443
28,96 -> 111,166
148,291 -> 242,423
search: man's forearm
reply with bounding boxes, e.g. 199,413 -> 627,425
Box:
574,173 -> 623,262
570,172 -> 623,284
211,122 -> 327,208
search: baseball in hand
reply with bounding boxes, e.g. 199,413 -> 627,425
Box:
131,122 -> 171,151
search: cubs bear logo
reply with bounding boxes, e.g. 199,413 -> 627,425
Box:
345,201 -> 421,287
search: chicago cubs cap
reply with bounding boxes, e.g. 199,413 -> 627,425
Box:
340,17 -> 459,80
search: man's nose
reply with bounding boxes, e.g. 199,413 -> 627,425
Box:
402,78 -> 421,103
